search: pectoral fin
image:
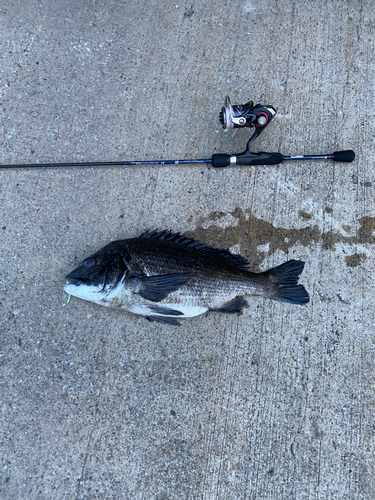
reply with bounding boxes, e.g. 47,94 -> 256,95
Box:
137,273 -> 195,302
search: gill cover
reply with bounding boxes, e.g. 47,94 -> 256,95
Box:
64,249 -> 129,300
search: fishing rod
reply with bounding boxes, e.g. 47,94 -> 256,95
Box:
0,96 -> 355,169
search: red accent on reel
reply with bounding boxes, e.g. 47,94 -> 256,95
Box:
256,112 -> 269,126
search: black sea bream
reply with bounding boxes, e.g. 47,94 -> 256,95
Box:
64,230 -> 309,325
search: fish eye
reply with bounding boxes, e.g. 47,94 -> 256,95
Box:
84,258 -> 96,267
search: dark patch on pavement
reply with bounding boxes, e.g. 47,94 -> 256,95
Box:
345,253 -> 367,267
298,210 -> 312,220
191,208 -> 375,270
184,5 -> 195,19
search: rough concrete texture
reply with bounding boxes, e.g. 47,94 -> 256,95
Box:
1,1 -> 374,499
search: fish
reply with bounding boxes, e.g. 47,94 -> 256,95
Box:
64,229 -> 309,325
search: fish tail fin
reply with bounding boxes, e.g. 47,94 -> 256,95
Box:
266,260 -> 309,305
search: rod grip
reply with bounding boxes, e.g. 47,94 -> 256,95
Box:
333,150 -> 355,162
235,152 -> 284,166
212,152 -> 284,167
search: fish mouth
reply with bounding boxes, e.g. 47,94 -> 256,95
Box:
65,275 -> 83,286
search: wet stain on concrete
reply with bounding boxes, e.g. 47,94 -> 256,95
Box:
345,253 -> 367,268
191,208 -> 375,270
298,210 -> 312,221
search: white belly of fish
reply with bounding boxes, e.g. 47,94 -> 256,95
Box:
131,303 -> 208,318
100,281 -> 208,318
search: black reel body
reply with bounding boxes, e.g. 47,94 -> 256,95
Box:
219,95 -> 277,153
219,96 -> 276,132
213,95 -> 281,167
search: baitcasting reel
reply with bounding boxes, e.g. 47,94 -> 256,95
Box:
0,95 -> 355,169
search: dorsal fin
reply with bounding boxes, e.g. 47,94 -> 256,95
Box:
140,229 -> 250,270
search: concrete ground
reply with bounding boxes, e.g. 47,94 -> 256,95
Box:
1,1 -> 374,498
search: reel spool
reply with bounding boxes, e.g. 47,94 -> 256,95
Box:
219,96 -> 276,131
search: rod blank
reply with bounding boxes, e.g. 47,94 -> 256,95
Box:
0,150 -> 355,169
0,159 -> 212,169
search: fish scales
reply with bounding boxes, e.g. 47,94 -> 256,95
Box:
64,229 -> 309,325
124,238 -> 264,300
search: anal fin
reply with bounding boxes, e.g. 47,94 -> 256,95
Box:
211,297 -> 248,315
